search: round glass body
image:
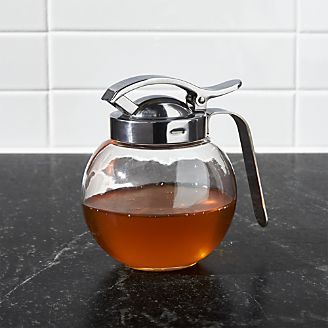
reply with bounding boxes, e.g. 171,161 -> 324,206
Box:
82,139 -> 236,271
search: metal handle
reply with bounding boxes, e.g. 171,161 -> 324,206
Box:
207,108 -> 268,227
102,75 -> 242,115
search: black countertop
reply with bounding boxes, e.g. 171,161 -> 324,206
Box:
0,154 -> 327,327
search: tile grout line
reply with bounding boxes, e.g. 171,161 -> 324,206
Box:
0,30 -> 327,35
0,31 -> 299,35
291,0 -> 297,147
45,0 -> 51,148
294,0 -> 300,147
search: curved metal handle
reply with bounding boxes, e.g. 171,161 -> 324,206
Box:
207,108 -> 268,227
102,75 -> 242,114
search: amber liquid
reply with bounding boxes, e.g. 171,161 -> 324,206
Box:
83,184 -> 236,271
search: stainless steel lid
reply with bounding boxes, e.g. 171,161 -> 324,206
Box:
102,75 -> 241,145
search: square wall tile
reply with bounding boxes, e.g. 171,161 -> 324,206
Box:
299,0 -> 328,32
298,35 -> 328,89
0,0 -> 46,31
50,0 -> 295,31
0,34 -> 47,90
208,92 -> 294,148
50,33 -> 294,90
50,91 -> 109,147
0,92 -> 47,147
296,92 -> 328,147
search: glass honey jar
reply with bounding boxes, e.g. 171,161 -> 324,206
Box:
82,75 -> 268,271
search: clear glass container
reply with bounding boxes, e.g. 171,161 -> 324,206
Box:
82,139 -> 236,271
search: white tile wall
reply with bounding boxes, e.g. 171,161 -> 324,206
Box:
50,0 -> 295,32
296,92 -> 328,147
299,0 -> 328,32
0,0 -> 328,152
298,35 -> 328,89
0,34 -> 48,90
0,0 -> 46,31
50,91 -> 108,147
0,92 -> 47,147
50,33 -> 294,90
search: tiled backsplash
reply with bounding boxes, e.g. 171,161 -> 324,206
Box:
0,0 -> 327,152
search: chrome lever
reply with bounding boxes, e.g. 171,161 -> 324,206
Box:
102,75 -> 242,114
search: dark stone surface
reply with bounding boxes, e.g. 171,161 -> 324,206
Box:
0,154 -> 327,327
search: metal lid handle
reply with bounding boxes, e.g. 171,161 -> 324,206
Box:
207,108 -> 268,227
102,75 -> 242,114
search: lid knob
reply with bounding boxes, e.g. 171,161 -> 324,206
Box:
132,96 -> 193,120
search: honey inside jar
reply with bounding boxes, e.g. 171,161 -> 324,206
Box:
83,183 -> 236,271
